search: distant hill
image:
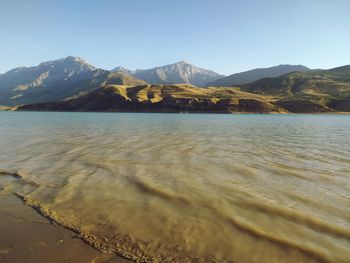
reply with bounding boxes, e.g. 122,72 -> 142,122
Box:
0,57 -> 146,106
104,72 -> 147,86
240,65 -> 350,112
17,84 -> 285,113
207,64 -> 310,87
113,61 -> 224,86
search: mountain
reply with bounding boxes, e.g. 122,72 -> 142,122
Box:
207,64 -> 310,87
0,58 -> 223,105
16,65 -> 350,114
111,66 -> 135,75
0,56 -> 106,105
114,61 -> 224,86
239,65 -> 350,112
0,57 -> 146,106
3,58 -> 350,113
104,72 -> 147,86
17,84 -> 286,113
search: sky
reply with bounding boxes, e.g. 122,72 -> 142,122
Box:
0,0 -> 349,75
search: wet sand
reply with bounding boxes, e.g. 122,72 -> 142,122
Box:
0,193 -> 129,263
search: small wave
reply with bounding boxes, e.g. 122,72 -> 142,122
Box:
13,193 -> 204,262
129,176 -> 192,205
232,199 -> 350,240
0,169 -> 39,187
223,214 -> 331,263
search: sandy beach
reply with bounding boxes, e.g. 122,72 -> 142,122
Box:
0,193 -> 129,263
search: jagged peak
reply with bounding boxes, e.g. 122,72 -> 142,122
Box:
113,66 -> 128,70
37,56 -> 96,70
175,60 -> 191,65
64,55 -> 84,61
111,66 -> 135,75
61,56 -> 89,64
165,61 -> 195,68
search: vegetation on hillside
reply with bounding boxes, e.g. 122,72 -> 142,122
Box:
239,66 -> 350,112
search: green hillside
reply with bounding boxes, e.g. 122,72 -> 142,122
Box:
240,66 -> 350,112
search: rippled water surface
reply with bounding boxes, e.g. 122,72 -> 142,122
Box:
0,112 -> 349,262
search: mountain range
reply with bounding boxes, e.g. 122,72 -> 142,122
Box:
16,65 -> 350,113
1,56 -> 350,113
112,61 -> 224,86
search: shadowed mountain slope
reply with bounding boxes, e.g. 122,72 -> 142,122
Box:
0,57 -> 146,106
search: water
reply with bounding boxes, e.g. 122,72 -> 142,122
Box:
0,112 -> 349,262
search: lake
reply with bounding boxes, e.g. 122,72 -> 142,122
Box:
0,112 -> 349,262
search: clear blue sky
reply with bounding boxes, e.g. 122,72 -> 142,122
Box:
0,0 -> 349,75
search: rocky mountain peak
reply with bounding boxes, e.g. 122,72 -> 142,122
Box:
111,66 -> 135,75
37,56 -> 96,72
0,57 -> 108,106
129,61 -> 224,86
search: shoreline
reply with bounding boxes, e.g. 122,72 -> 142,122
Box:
2,108 -> 350,115
15,194 -> 140,262
0,193 -> 130,263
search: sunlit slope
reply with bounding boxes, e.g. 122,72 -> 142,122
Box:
18,84 -> 286,113
240,66 -> 350,112
104,72 -> 148,86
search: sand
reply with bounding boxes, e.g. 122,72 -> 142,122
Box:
0,193 -> 129,263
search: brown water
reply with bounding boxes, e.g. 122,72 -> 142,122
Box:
0,112 -> 349,262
